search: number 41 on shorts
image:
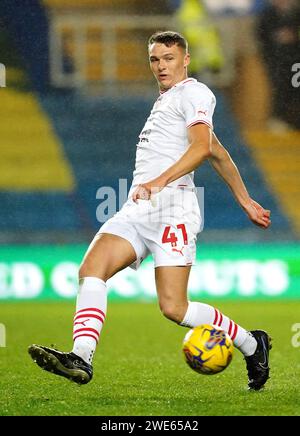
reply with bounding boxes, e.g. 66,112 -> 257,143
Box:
162,224 -> 188,248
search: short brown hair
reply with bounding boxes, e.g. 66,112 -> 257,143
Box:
148,31 -> 188,52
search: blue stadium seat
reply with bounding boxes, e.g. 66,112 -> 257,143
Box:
0,192 -> 81,230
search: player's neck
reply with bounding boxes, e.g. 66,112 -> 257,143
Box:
159,75 -> 190,94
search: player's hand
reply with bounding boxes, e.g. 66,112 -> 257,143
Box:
132,184 -> 152,203
243,199 -> 271,229
132,183 -> 163,205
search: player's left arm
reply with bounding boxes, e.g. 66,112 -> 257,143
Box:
132,123 -> 212,202
209,132 -> 271,229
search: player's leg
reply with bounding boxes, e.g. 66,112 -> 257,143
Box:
155,265 -> 191,323
28,233 -> 137,384
156,265 -> 254,350
155,266 -> 271,390
79,232 -> 137,281
71,232 -> 137,362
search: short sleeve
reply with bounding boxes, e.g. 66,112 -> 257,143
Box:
180,83 -> 216,130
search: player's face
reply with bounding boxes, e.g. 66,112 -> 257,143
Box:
149,43 -> 190,91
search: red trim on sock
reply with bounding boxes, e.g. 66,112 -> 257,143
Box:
74,313 -> 104,324
75,307 -> 106,319
231,323 -> 238,341
73,327 -> 100,338
218,312 -> 223,327
213,309 -> 219,325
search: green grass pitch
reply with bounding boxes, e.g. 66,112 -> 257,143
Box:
1,300 -> 300,416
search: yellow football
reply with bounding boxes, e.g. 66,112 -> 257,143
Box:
183,324 -> 234,375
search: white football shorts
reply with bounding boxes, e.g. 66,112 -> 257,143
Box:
97,187 -> 201,270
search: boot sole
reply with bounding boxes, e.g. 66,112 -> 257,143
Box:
28,345 -> 90,385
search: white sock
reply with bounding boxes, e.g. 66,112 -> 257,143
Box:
72,277 -> 107,364
180,301 -> 257,356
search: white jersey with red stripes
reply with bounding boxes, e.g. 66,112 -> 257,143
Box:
129,77 -> 216,196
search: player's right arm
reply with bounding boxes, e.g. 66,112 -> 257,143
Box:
132,122 -> 212,203
209,132 -> 271,229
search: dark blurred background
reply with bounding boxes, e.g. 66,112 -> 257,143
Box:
0,0 -> 299,301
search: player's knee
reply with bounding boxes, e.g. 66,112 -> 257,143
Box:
78,259 -> 107,281
159,300 -> 184,324
78,261 -> 92,279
